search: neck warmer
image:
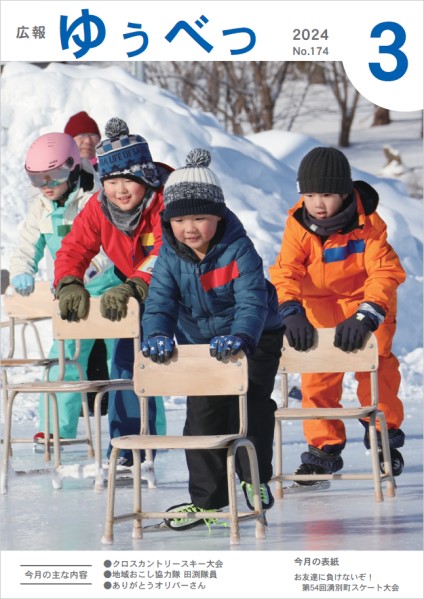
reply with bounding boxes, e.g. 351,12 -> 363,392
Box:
302,195 -> 357,236
100,189 -> 153,236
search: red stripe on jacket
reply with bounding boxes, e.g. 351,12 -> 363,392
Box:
200,260 -> 239,292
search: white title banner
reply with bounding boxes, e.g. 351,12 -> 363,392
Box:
0,0 -> 423,110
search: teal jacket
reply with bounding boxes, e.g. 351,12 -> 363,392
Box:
10,183 -> 121,295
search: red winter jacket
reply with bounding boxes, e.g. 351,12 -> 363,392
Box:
54,166 -> 172,287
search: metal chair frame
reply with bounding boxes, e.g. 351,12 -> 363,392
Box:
272,328 -> 396,502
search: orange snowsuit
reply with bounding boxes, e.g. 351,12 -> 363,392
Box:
269,184 -> 406,451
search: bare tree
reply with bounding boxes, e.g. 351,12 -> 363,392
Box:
322,62 -> 360,147
144,61 -> 294,135
372,106 -> 391,126
143,61 -> 366,146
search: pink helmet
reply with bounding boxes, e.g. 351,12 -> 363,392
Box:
25,132 -> 80,174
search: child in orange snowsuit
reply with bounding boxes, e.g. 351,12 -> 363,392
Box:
269,147 -> 406,483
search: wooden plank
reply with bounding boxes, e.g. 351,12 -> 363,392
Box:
279,328 -> 378,373
51,297 -> 140,340
133,345 -> 248,396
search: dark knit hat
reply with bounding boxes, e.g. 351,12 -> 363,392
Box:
64,111 -> 100,138
163,148 -> 226,222
96,117 -> 160,188
297,147 -> 353,194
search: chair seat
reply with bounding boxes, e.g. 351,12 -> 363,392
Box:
275,406 -> 377,420
112,433 -> 243,451
7,379 -> 133,394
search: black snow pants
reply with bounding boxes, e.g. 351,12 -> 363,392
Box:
183,327 -> 284,509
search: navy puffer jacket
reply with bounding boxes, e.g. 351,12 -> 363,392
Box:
142,209 -> 282,347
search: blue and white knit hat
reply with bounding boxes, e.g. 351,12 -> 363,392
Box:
96,117 -> 160,188
163,148 -> 226,221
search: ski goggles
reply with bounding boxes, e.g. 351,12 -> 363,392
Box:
26,164 -> 72,188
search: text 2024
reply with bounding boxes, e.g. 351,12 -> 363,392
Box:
293,29 -> 329,41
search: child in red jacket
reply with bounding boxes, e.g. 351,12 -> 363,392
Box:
54,118 -> 172,467
269,147 -> 406,483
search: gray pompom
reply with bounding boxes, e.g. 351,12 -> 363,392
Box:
105,117 -> 129,138
186,148 -> 211,168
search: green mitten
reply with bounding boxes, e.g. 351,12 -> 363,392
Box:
100,277 -> 148,321
55,276 -> 90,322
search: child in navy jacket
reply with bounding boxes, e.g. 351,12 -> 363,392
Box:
142,149 -> 284,530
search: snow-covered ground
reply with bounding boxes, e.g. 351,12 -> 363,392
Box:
0,62 -> 423,597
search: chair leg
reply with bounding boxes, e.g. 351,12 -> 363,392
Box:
50,394 -> 63,490
43,393 -> 51,462
131,450 -> 143,539
242,441 -> 267,540
50,394 -> 62,470
93,391 -> 105,491
102,446 -> 119,545
274,420 -> 284,499
1,371 -> 13,457
368,413 -> 384,502
0,390 -> 17,494
137,394 -> 156,488
80,392 -> 94,458
226,444 -> 241,545
376,411 -> 396,498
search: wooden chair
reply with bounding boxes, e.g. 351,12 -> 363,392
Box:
272,328 -> 396,502
2,283 -> 53,397
1,297 -> 140,494
102,345 -> 267,546
0,283 -> 70,455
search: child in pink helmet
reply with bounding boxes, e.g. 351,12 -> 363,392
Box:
9,132 -> 121,443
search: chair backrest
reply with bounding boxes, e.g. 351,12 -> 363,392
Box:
279,328 -> 379,408
134,345 -> 249,435
4,282 -> 55,320
134,344 -> 248,396
279,328 -> 379,374
51,297 -> 140,341
2,283 -> 55,359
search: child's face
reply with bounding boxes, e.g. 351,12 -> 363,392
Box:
170,214 -> 221,257
40,181 -> 69,201
303,193 -> 347,219
103,178 -> 147,211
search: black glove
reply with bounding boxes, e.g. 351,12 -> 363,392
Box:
280,301 -> 315,352
100,277 -> 148,321
55,276 -> 90,322
334,309 -> 380,352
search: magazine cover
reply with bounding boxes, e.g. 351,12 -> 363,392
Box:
1,1 -> 423,598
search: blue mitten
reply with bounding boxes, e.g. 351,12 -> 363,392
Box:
141,336 -> 175,363
11,273 -> 34,296
209,335 -> 254,361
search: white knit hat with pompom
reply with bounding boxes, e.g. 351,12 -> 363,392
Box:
163,148 -> 226,221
